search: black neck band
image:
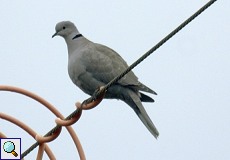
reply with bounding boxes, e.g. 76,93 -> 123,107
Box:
72,34 -> 83,40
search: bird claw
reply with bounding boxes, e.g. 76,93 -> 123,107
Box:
81,86 -> 106,106
92,86 -> 106,101
79,86 -> 106,110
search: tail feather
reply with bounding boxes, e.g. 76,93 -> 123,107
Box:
129,82 -> 157,95
137,82 -> 157,95
127,90 -> 159,139
140,92 -> 155,102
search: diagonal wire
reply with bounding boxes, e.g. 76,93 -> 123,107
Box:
103,0 -> 217,92
21,0 -> 217,158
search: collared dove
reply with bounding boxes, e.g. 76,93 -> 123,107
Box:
52,21 -> 159,138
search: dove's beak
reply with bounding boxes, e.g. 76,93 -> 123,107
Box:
52,32 -> 58,38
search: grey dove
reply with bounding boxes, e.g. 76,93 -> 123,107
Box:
52,21 -> 159,138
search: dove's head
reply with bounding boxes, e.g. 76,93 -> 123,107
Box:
52,21 -> 79,39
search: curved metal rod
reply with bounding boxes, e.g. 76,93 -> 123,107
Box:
35,126 -> 62,143
0,85 -> 86,160
36,143 -> 46,160
0,113 -> 56,159
81,86 -> 105,110
55,108 -> 82,126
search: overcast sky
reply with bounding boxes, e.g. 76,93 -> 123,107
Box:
1,0 -> 229,160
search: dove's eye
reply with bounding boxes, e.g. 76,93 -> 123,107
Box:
63,26 -> 66,30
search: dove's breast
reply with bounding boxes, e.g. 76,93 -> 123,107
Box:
68,49 -> 86,86
67,44 -> 103,95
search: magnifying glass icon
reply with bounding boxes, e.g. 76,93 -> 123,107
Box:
3,141 -> 18,157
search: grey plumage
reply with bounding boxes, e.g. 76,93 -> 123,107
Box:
52,21 -> 159,138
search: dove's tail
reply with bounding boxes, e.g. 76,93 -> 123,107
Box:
127,90 -> 159,139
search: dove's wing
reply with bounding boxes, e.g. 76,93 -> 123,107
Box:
81,43 -> 139,85
70,41 -> 156,95
96,43 -> 139,84
92,43 -> 156,94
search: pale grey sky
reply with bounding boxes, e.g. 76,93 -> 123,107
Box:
1,0 -> 230,159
